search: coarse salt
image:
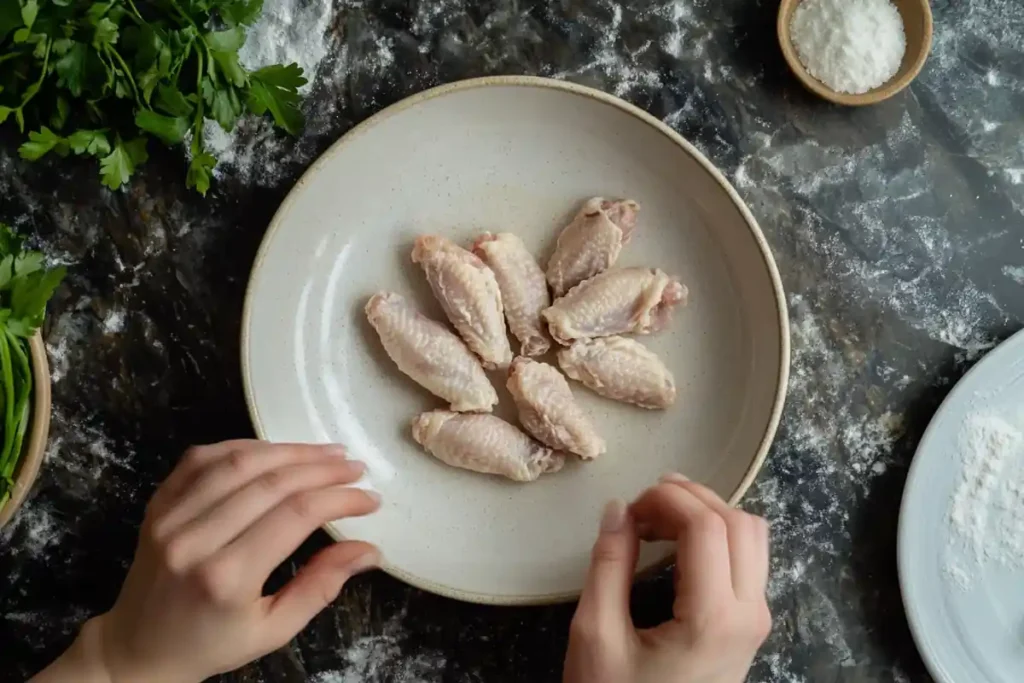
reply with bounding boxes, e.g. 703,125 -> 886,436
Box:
790,0 -> 907,95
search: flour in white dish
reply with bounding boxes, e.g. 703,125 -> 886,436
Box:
945,412 -> 1024,589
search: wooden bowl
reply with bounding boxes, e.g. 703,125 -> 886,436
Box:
778,0 -> 933,106
0,333 -> 52,529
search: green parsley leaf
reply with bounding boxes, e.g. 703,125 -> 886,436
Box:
92,17 -> 119,49
18,127 -> 69,161
186,152 -> 216,196
49,95 -> 70,131
204,27 -> 245,53
210,48 -> 246,88
20,1 -> 39,31
246,63 -> 306,135
10,266 -> 66,333
221,0 -> 264,26
55,42 -> 88,97
208,86 -> 242,131
67,129 -> 112,156
154,84 -> 194,117
135,110 -> 189,144
99,136 -> 148,190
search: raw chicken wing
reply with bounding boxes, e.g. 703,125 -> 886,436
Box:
557,336 -> 676,409
546,197 -> 640,297
365,292 -> 498,412
542,267 -> 688,345
412,410 -> 566,482
507,357 -> 605,459
412,235 -> 513,369
472,232 -> 552,356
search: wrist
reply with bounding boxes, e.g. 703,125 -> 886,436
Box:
75,617 -> 117,683
30,618 -> 113,683
84,614 -> 201,683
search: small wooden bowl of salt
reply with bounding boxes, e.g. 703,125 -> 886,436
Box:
778,0 -> 932,106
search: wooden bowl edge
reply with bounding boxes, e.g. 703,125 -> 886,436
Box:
0,333 -> 52,529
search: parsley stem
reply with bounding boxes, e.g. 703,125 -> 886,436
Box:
124,0 -> 145,22
104,46 -> 143,107
17,39 -> 51,111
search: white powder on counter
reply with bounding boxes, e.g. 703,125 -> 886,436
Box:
945,412 -> 1024,589
238,0 -> 332,92
790,0 -> 906,95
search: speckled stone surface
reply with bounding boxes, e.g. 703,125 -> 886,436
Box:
2,0 -> 1023,681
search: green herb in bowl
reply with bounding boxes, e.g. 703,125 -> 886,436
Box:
0,0 -> 307,194
0,224 -> 64,508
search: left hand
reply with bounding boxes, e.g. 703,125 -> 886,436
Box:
35,440 -> 381,683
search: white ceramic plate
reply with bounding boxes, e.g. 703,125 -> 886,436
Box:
242,77 -> 789,604
899,329 -> 1024,682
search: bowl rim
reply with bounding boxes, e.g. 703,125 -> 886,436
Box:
240,75 -> 792,605
777,0 -> 934,106
0,332 -> 52,529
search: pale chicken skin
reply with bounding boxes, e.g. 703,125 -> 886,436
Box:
412,235 -> 513,369
507,357 -> 606,459
365,292 -> 498,412
472,232 -> 552,356
546,197 -> 640,297
411,410 -> 566,482
557,336 -> 677,409
542,267 -> 688,345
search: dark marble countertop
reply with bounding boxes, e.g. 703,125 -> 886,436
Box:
2,0 -> 1023,681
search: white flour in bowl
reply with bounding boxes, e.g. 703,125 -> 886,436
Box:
944,412 -> 1024,589
790,0 -> 907,94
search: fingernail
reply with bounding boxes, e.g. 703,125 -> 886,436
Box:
346,551 -> 381,576
362,489 -> 382,505
659,472 -> 689,485
324,445 -> 348,458
600,498 -> 627,533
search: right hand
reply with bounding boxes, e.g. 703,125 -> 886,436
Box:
563,474 -> 772,683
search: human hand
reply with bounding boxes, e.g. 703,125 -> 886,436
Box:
563,474 -> 771,683
41,440 -> 381,683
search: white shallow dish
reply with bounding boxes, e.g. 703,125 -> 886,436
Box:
242,76 -> 789,604
899,328 -> 1024,682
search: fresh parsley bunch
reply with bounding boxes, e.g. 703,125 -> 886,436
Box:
0,0 -> 307,194
0,224 -> 64,508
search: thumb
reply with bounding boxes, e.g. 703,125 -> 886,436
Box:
574,499 -> 639,636
258,541 -> 379,649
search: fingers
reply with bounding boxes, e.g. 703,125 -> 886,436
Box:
152,443 -> 348,537
629,483 -> 733,615
150,440 -> 267,513
649,474 -> 771,602
664,477 -> 770,601
572,499 -> 639,642
161,459 -> 367,568
258,541 -> 380,650
216,484 -> 381,590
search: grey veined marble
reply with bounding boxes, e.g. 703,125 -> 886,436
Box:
2,0 -> 1023,681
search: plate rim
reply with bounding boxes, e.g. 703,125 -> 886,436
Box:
897,327 -> 1024,683
240,75 -> 791,605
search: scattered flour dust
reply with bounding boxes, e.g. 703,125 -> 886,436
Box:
945,412 -> 1024,590
198,0 -> 334,183
306,611 -> 445,683
237,0 -> 331,90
